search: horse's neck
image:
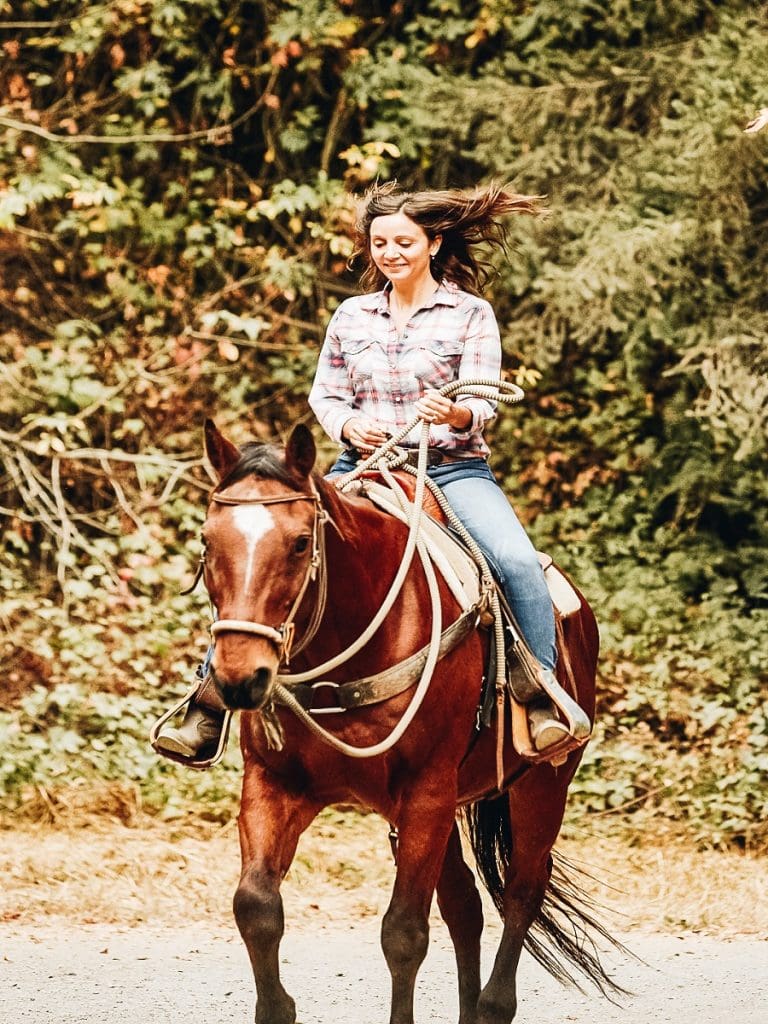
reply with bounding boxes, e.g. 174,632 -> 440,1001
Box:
294,483 -> 432,662
325,490 -> 411,608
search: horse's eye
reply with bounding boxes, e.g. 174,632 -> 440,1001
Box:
294,535 -> 310,555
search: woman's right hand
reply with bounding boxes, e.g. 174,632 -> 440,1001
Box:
342,416 -> 390,452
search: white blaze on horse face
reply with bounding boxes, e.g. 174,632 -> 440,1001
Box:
231,505 -> 275,593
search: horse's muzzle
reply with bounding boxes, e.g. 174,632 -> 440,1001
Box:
212,666 -> 275,711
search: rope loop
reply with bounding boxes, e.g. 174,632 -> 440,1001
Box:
337,378 -> 524,490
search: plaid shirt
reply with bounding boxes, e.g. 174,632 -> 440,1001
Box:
309,280 -> 500,457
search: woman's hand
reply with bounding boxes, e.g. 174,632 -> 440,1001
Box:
415,389 -> 472,430
342,416 -> 390,451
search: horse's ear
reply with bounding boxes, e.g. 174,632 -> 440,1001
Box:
285,424 -> 316,479
204,419 -> 241,481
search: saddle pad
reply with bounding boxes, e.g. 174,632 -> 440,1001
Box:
362,480 -> 582,619
361,481 -> 482,610
537,554 -> 582,617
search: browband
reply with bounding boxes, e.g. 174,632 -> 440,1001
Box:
211,493 -> 320,506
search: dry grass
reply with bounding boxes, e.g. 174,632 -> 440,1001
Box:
557,831 -> 768,938
1,811 -> 766,939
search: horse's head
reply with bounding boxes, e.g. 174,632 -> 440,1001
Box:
201,420 -> 321,712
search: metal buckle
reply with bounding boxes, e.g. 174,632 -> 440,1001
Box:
308,680 -> 346,714
404,448 -> 444,468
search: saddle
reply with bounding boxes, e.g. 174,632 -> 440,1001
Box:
357,472 -> 586,766
360,477 -> 581,620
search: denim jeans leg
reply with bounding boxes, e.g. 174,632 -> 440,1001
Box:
438,474 -> 557,671
199,641 -> 214,679
326,450 -> 362,477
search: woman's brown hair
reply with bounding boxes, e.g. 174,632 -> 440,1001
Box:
351,181 -> 543,294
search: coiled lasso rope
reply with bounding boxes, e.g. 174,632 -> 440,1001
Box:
272,378 -> 524,761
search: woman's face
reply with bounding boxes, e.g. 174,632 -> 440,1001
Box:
369,211 -> 440,288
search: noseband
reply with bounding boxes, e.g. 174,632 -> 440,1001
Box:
204,483 -> 330,666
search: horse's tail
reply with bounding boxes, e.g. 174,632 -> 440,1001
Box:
461,794 -> 631,997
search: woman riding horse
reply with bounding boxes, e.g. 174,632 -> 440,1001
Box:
155,416 -> 609,1024
155,182 -> 591,765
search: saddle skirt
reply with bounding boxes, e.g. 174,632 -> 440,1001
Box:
359,476 -> 581,619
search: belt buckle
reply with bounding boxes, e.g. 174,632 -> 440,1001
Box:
405,448 -> 443,468
308,680 -> 346,714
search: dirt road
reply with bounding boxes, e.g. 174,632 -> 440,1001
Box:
3,918 -> 766,1024
2,822 -> 766,1022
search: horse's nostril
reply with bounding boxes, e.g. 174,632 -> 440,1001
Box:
247,667 -> 273,707
213,665 -> 274,711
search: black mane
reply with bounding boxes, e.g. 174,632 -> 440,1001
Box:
217,441 -> 303,491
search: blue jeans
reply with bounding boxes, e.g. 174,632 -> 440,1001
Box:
328,453 -> 557,671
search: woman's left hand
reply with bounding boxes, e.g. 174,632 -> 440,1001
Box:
415,389 -> 471,430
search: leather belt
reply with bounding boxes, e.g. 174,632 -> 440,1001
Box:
403,447 -> 448,467
349,447 -> 463,467
349,446 -> 449,467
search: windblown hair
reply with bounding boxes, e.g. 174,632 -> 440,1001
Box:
351,181 -> 543,295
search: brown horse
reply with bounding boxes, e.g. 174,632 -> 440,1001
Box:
199,420 -> 616,1024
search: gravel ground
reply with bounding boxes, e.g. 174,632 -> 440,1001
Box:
3,917 -> 767,1023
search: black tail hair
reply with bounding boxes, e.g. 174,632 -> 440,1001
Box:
461,795 -> 634,998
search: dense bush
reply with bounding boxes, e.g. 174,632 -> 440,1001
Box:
1,0 -> 766,847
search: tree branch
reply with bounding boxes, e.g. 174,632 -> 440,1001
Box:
320,88 -> 349,174
0,69 -> 279,146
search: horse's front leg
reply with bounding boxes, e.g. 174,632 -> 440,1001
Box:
234,763 -> 320,1024
436,822 -> 484,1024
382,786 -> 457,1024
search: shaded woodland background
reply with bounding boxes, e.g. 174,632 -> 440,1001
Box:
1,0 -> 766,848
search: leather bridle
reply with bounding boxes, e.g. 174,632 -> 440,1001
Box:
204,482 -> 330,666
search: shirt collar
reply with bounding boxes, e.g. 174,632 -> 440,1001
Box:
358,279 -> 460,315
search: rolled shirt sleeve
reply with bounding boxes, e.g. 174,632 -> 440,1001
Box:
450,301 -> 501,437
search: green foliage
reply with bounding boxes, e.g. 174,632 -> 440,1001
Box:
0,679 -> 243,821
2,0 -> 767,846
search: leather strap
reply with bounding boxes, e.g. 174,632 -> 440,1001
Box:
276,605 -> 479,713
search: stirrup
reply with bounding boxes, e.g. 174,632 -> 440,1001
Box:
509,663 -> 592,768
149,682 -> 233,771
511,699 -> 590,768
